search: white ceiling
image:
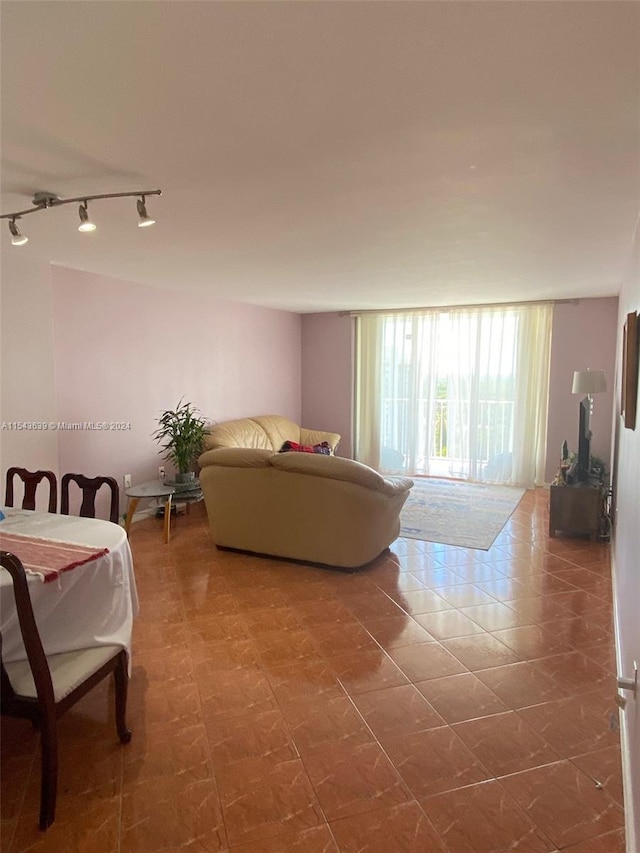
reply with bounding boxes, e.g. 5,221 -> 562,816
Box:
2,1 -> 639,313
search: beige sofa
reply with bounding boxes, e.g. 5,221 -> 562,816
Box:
198,415 -> 413,570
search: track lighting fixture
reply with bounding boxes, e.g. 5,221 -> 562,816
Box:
78,202 -> 96,232
137,197 -> 155,227
1,189 -> 161,246
8,219 -> 28,246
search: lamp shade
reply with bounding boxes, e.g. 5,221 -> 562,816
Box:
572,369 -> 607,395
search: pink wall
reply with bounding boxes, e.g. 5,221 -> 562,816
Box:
301,313 -> 354,458
1,254 -> 60,509
50,267 -> 301,516
545,297 -> 618,482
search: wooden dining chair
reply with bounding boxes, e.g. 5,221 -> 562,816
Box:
5,468 -> 57,513
60,473 -> 120,524
0,550 -> 132,830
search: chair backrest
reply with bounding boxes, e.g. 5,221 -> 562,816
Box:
60,474 -> 120,524
1,549 -> 132,831
0,551 -> 56,718
5,468 -> 57,513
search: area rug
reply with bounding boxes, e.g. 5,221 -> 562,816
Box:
399,477 -> 525,550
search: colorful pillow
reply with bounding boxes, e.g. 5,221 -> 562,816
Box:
280,440 -> 331,455
313,442 -> 331,455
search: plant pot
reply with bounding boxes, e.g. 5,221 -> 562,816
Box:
172,471 -> 200,493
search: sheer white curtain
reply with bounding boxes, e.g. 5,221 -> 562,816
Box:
354,303 -> 552,487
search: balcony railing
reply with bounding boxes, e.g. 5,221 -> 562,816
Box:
380,397 -> 515,476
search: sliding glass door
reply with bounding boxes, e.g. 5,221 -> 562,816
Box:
355,303 -> 552,487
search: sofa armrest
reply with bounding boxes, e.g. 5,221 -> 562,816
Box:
380,476 -> 415,497
299,428 -> 341,453
198,447 -> 273,468
270,452 -> 413,496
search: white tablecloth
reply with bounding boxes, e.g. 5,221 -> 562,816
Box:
0,509 -> 139,664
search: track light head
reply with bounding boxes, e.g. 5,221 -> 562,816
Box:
78,202 -> 96,232
136,197 -> 155,227
8,219 -> 28,246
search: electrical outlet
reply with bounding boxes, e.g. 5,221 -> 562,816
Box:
123,474 -> 132,489
158,466 -> 165,480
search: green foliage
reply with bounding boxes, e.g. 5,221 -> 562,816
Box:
588,454 -> 607,481
153,399 -> 207,474
567,450 -> 607,481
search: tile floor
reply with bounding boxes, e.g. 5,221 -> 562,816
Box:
1,488 -> 626,852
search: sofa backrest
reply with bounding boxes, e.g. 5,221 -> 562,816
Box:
270,452 -> 411,496
252,415 -> 302,452
198,444 -> 413,498
203,415 -> 301,452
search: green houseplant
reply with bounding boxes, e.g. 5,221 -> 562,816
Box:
153,399 -> 207,483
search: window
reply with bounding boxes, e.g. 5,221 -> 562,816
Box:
355,303 -> 552,487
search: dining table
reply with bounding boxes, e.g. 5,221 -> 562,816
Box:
0,508 -> 139,668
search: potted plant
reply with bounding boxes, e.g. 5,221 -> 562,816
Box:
153,399 -> 208,485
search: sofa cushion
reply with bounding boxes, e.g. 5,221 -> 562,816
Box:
203,418 -> 272,451
251,415 -> 301,451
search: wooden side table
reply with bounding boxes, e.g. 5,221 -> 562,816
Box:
549,483 -> 603,541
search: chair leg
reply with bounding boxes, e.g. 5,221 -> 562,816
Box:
114,651 -> 132,744
38,715 -> 58,830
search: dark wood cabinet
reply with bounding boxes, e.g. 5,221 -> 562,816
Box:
549,483 -> 603,541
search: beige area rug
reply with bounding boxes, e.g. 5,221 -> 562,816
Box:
399,477 -> 526,550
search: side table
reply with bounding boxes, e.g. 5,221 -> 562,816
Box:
124,480 -> 176,544
164,479 -> 203,514
549,482 -> 604,541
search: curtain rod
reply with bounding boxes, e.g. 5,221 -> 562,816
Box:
343,298 -> 578,317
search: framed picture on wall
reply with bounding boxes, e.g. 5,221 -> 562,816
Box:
621,310 -> 638,430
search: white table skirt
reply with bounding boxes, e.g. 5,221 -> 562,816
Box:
0,509 -> 139,664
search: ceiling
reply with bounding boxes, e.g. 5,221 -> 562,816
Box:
2,1 -> 639,314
